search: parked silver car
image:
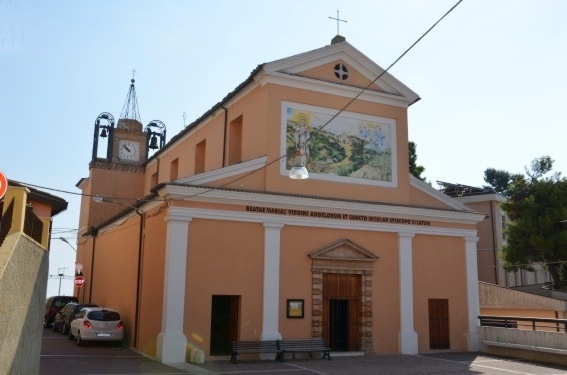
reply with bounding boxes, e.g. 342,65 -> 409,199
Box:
68,307 -> 124,346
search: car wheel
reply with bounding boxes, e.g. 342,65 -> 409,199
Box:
76,331 -> 83,346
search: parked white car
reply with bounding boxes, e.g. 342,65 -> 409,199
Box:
68,307 -> 124,346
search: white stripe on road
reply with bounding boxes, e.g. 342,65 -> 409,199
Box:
414,354 -> 567,375
41,355 -> 141,358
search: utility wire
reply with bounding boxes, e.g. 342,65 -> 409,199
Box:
7,1 -> 464,207
185,0 -> 464,196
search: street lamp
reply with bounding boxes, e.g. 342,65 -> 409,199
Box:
289,149 -> 309,180
58,237 -> 77,252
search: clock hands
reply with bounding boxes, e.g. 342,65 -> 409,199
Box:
122,144 -> 131,152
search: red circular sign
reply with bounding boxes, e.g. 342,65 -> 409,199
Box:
0,170 -> 7,200
74,275 -> 85,288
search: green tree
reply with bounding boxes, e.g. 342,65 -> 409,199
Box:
483,168 -> 524,198
408,141 -> 426,181
484,156 -> 567,289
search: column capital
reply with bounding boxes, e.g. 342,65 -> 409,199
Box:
263,221 -> 284,230
398,231 -> 415,239
464,236 -> 480,244
165,207 -> 193,223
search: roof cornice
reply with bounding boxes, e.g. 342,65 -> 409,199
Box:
157,184 -> 486,226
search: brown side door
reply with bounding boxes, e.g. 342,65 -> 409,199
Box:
210,295 -> 239,355
428,298 -> 450,349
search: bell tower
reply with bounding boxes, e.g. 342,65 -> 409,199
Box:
80,77 -> 166,229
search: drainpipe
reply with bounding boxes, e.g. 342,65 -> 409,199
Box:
221,106 -> 228,167
133,209 -> 144,349
89,228 -> 97,304
156,157 -> 160,183
490,202 -> 499,285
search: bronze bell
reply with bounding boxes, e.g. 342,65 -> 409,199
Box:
149,134 -> 159,149
100,128 -> 108,138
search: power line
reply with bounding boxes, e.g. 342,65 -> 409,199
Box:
9,1 -> 464,218
191,0 -> 464,196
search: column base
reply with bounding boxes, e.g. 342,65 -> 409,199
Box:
467,328 -> 480,351
157,332 -> 188,363
259,331 -> 282,360
399,329 -> 418,354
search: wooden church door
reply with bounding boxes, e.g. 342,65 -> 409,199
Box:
322,273 -> 361,351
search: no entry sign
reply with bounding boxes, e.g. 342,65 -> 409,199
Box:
74,275 -> 85,288
0,170 -> 7,200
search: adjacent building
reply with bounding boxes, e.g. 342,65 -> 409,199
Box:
437,181 -> 552,288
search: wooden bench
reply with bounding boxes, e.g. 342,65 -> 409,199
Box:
230,340 -> 282,363
277,338 -> 331,361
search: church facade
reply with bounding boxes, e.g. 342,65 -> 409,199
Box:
75,37 -> 485,363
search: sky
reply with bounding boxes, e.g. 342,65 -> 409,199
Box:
1,0 -> 566,297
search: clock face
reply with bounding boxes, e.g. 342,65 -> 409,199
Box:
118,140 -> 140,161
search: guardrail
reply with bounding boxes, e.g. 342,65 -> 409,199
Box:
0,188 -> 46,248
479,315 -> 567,333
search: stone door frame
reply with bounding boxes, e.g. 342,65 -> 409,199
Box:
309,239 -> 378,354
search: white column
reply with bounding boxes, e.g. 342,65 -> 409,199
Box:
398,232 -> 418,354
157,209 -> 191,363
260,222 -> 283,342
465,236 -> 480,351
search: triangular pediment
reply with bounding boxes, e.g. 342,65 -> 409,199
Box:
309,239 -> 378,262
262,40 -> 419,107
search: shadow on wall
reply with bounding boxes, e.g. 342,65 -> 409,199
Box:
0,234 -> 49,375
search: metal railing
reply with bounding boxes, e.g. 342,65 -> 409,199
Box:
0,198 -> 14,247
0,197 -> 44,247
24,203 -> 43,244
479,315 -> 567,333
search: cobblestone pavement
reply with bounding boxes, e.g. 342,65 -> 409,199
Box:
183,352 -> 567,375
42,329 -> 567,374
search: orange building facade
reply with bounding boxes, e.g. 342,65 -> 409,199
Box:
75,37 -> 485,364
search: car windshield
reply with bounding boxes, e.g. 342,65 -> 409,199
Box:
87,310 -> 120,321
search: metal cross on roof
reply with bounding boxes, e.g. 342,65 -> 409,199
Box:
329,10 -> 347,35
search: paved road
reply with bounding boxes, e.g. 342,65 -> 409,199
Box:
41,329 -> 567,374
